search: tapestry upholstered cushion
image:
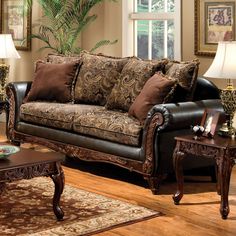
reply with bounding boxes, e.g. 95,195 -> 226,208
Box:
73,106 -> 143,146
105,58 -> 167,112
24,61 -> 80,103
164,59 -> 200,102
128,72 -> 177,123
46,53 -> 81,64
20,102 -> 76,130
74,52 -> 132,106
20,102 -> 143,146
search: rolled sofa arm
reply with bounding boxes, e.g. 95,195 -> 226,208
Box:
6,81 -> 32,125
141,99 -> 224,175
144,99 -> 224,133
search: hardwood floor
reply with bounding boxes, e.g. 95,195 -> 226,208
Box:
1,123 -> 235,236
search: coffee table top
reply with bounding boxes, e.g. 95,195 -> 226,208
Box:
0,143 -> 64,170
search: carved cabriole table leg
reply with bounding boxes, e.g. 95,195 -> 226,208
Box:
215,163 -> 221,195
50,162 -> 65,220
172,135 -> 236,219
217,151 -> 234,219
172,142 -> 186,205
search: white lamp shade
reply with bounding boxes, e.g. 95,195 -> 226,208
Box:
0,34 -> 20,59
204,41 -> 236,79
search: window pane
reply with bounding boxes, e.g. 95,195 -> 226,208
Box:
152,21 -> 164,59
167,20 -> 174,59
137,0 -> 149,12
168,0 -> 175,12
137,20 -> 149,59
129,1 -> 180,60
136,20 -> 175,60
151,0 -> 175,13
152,0 -> 165,13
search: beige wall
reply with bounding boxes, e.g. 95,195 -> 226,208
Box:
182,0 -> 225,89
82,1 -> 122,56
8,0 -> 225,89
8,2 -> 46,83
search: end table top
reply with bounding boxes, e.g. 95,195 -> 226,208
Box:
175,135 -> 236,149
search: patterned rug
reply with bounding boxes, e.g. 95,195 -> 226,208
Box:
0,177 -> 160,236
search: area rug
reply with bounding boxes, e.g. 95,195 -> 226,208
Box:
0,177 -> 160,236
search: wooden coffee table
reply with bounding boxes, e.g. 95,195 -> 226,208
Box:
0,143 -> 65,220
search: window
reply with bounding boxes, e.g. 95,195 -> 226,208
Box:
122,0 -> 181,60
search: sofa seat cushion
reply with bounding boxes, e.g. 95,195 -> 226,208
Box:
73,106 -> 143,146
20,102 -> 76,130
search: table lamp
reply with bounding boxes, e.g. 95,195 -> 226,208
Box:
204,41 -> 236,137
0,34 -> 20,101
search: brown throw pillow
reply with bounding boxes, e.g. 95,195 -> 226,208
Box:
164,59 -> 200,102
45,54 -> 82,102
128,72 -> 176,123
24,61 -> 79,103
106,58 -> 167,112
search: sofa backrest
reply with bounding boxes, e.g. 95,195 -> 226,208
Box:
193,77 -> 220,101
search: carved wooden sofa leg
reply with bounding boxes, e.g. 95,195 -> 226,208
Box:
9,140 -> 21,146
145,177 -> 159,195
144,175 -> 166,195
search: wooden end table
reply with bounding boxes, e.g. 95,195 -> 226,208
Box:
0,143 -> 65,220
172,135 -> 235,219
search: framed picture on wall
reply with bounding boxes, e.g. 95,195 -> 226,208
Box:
195,0 -> 236,56
0,0 -> 31,50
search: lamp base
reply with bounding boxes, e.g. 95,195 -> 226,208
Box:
0,63 -> 9,101
219,82 -> 236,139
218,122 -> 235,138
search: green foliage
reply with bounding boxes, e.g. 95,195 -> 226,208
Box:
26,0 -> 117,55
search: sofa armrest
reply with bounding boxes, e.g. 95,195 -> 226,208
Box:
141,99 -> 224,175
145,99 -> 224,132
193,77 -> 220,101
6,81 -> 32,125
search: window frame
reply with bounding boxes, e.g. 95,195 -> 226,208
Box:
122,0 -> 182,60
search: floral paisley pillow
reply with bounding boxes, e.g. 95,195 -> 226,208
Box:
164,59 -> 200,102
105,58 -> 167,112
74,52 -> 134,105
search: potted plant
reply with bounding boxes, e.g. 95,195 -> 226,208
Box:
26,0 -> 117,55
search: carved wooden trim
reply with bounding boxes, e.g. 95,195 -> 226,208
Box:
143,113 -> 163,174
12,131 -> 145,174
226,149 -> 236,163
178,141 -> 221,159
142,106 -> 169,175
0,162 -> 57,182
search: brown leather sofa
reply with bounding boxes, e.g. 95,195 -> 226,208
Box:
6,76 -> 223,194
